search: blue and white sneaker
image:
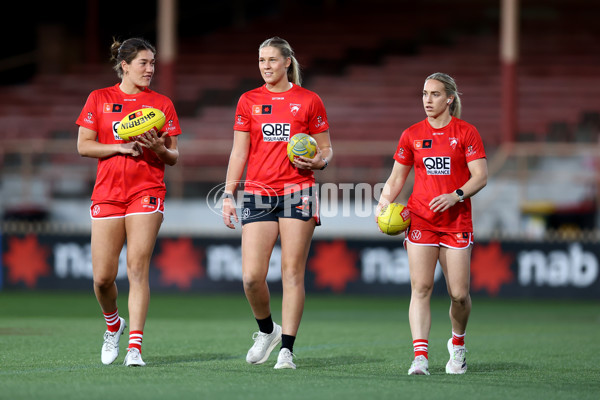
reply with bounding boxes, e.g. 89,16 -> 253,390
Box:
445,338 -> 467,374
408,355 -> 430,375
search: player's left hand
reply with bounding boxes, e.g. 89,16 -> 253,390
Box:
134,128 -> 167,152
429,193 -> 459,212
293,145 -> 325,170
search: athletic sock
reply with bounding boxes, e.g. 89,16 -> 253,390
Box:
413,339 -> 429,359
256,315 -> 274,334
281,334 -> 296,352
452,331 -> 466,347
103,309 -> 121,332
128,331 -> 143,353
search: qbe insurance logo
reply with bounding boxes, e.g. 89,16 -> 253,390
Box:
206,181 -> 279,223
423,156 -> 451,175
261,123 -> 290,142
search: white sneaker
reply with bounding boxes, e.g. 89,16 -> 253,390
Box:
101,317 -> 126,365
274,348 -> 296,370
245,322 -> 282,364
445,338 -> 467,374
408,355 -> 430,375
123,348 -> 146,367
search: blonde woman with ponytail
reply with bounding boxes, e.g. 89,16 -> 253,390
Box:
222,37 -> 333,370
376,72 -> 487,375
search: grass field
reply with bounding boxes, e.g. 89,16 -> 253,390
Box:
0,291 -> 599,400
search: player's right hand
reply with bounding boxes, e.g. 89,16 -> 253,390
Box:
119,142 -> 142,157
222,198 -> 238,229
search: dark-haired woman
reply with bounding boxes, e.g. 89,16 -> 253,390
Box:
76,37 -> 181,367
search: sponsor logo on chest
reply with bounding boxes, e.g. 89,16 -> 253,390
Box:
423,157 -> 451,175
262,123 -> 290,142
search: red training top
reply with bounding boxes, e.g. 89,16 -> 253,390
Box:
233,84 -> 329,195
394,117 -> 486,232
76,84 -> 182,202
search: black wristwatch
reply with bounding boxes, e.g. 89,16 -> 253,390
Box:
319,159 -> 329,170
455,189 -> 465,202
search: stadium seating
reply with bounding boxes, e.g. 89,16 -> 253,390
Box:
1,0 -> 599,197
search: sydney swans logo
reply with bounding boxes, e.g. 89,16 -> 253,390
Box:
206,181 -> 279,224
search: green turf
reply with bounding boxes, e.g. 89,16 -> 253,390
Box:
0,291 -> 598,400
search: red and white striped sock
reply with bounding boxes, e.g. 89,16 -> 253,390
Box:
103,309 -> 121,333
413,339 -> 429,359
452,331 -> 466,347
128,331 -> 143,353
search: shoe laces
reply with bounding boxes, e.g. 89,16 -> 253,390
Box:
280,348 -> 295,359
126,348 -> 142,361
251,331 -> 271,349
451,346 -> 466,362
103,331 -> 119,350
413,355 -> 428,367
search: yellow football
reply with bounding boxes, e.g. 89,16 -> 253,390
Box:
378,203 -> 411,235
117,108 -> 166,140
287,133 -> 317,163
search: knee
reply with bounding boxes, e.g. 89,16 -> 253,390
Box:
126,261 -> 149,285
281,263 -> 305,288
411,282 -> 434,299
93,274 -> 115,290
281,272 -> 304,289
243,272 -> 265,293
449,291 -> 470,306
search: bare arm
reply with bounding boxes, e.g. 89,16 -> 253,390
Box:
375,161 -> 413,221
77,126 -> 142,158
222,130 -> 251,229
429,157 -> 488,212
292,130 -> 332,170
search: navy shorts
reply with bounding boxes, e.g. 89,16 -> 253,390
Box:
240,185 -> 321,226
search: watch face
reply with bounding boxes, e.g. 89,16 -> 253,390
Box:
456,189 -> 464,196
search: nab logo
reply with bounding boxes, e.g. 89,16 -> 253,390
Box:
414,139 -> 432,149
103,103 -> 123,113
423,157 -> 451,175
253,105 -> 272,115
262,123 -> 290,142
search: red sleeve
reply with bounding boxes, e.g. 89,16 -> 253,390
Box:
161,97 -> 182,137
233,94 -> 251,132
307,93 -> 329,134
464,126 -> 486,162
76,91 -> 99,132
393,129 -> 413,165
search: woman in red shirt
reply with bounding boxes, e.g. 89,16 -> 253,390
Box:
376,73 -> 487,376
76,37 -> 181,367
222,37 -> 333,370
